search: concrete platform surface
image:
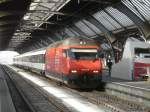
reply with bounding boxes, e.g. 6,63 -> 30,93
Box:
103,70 -> 150,90
102,71 -> 150,107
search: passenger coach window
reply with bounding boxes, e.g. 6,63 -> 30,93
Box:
40,54 -> 44,63
134,48 -> 150,58
67,50 -> 75,59
135,48 -> 150,54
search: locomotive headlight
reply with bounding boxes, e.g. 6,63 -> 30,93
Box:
93,70 -> 99,73
71,70 -> 77,73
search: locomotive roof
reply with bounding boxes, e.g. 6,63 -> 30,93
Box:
15,37 -> 98,58
47,37 -> 97,48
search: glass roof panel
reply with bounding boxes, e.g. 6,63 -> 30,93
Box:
68,28 -> 80,36
36,5 -> 49,10
106,7 -> 134,27
93,10 -> 122,31
22,0 -> 71,27
13,0 -> 71,48
82,19 -> 102,34
30,3 -> 39,10
75,21 -> 96,36
122,0 -> 145,21
129,0 -> 150,21
64,28 -> 76,37
39,3 -> 55,8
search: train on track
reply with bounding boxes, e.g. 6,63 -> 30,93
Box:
112,41 -> 150,80
13,37 -> 103,88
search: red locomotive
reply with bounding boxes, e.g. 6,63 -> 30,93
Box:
14,37 -> 103,88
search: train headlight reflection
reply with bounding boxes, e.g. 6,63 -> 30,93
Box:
93,70 -> 99,73
71,70 -> 77,73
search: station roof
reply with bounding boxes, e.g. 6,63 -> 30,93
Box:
0,0 -> 31,50
0,0 -> 150,52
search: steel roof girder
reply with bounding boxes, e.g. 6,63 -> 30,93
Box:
85,15 -> 116,43
71,25 -> 88,37
0,27 -> 14,31
54,33 -> 63,40
0,20 -> 19,25
114,2 -> 150,39
34,44 -> 39,49
35,41 -> 43,48
39,39 -> 49,46
47,37 -> 55,43
57,30 -> 70,40
85,15 -> 116,59
0,0 -> 11,4
30,45 -> 37,50
0,12 -> 16,18
79,0 -> 120,4
67,28 -> 80,36
42,34 -> 59,44
32,0 -> 66,3
0,10 -> 71,17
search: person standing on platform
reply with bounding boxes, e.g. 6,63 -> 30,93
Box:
107,56 -> 112,77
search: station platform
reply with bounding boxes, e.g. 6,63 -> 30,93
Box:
103,72 -> 150,90
1,65 -> 150,111
102,70 -> 150,107
0,66 -> 16,112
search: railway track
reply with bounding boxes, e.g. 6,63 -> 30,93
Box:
4,65 -> 150,112
59,82 -> 150,112
1,66 -> 33,112
70,89 -> 150,112
2,66 -> 71,112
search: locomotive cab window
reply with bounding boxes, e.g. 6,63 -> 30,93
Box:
62,50 -> 67,57
68,48 -> 98,60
